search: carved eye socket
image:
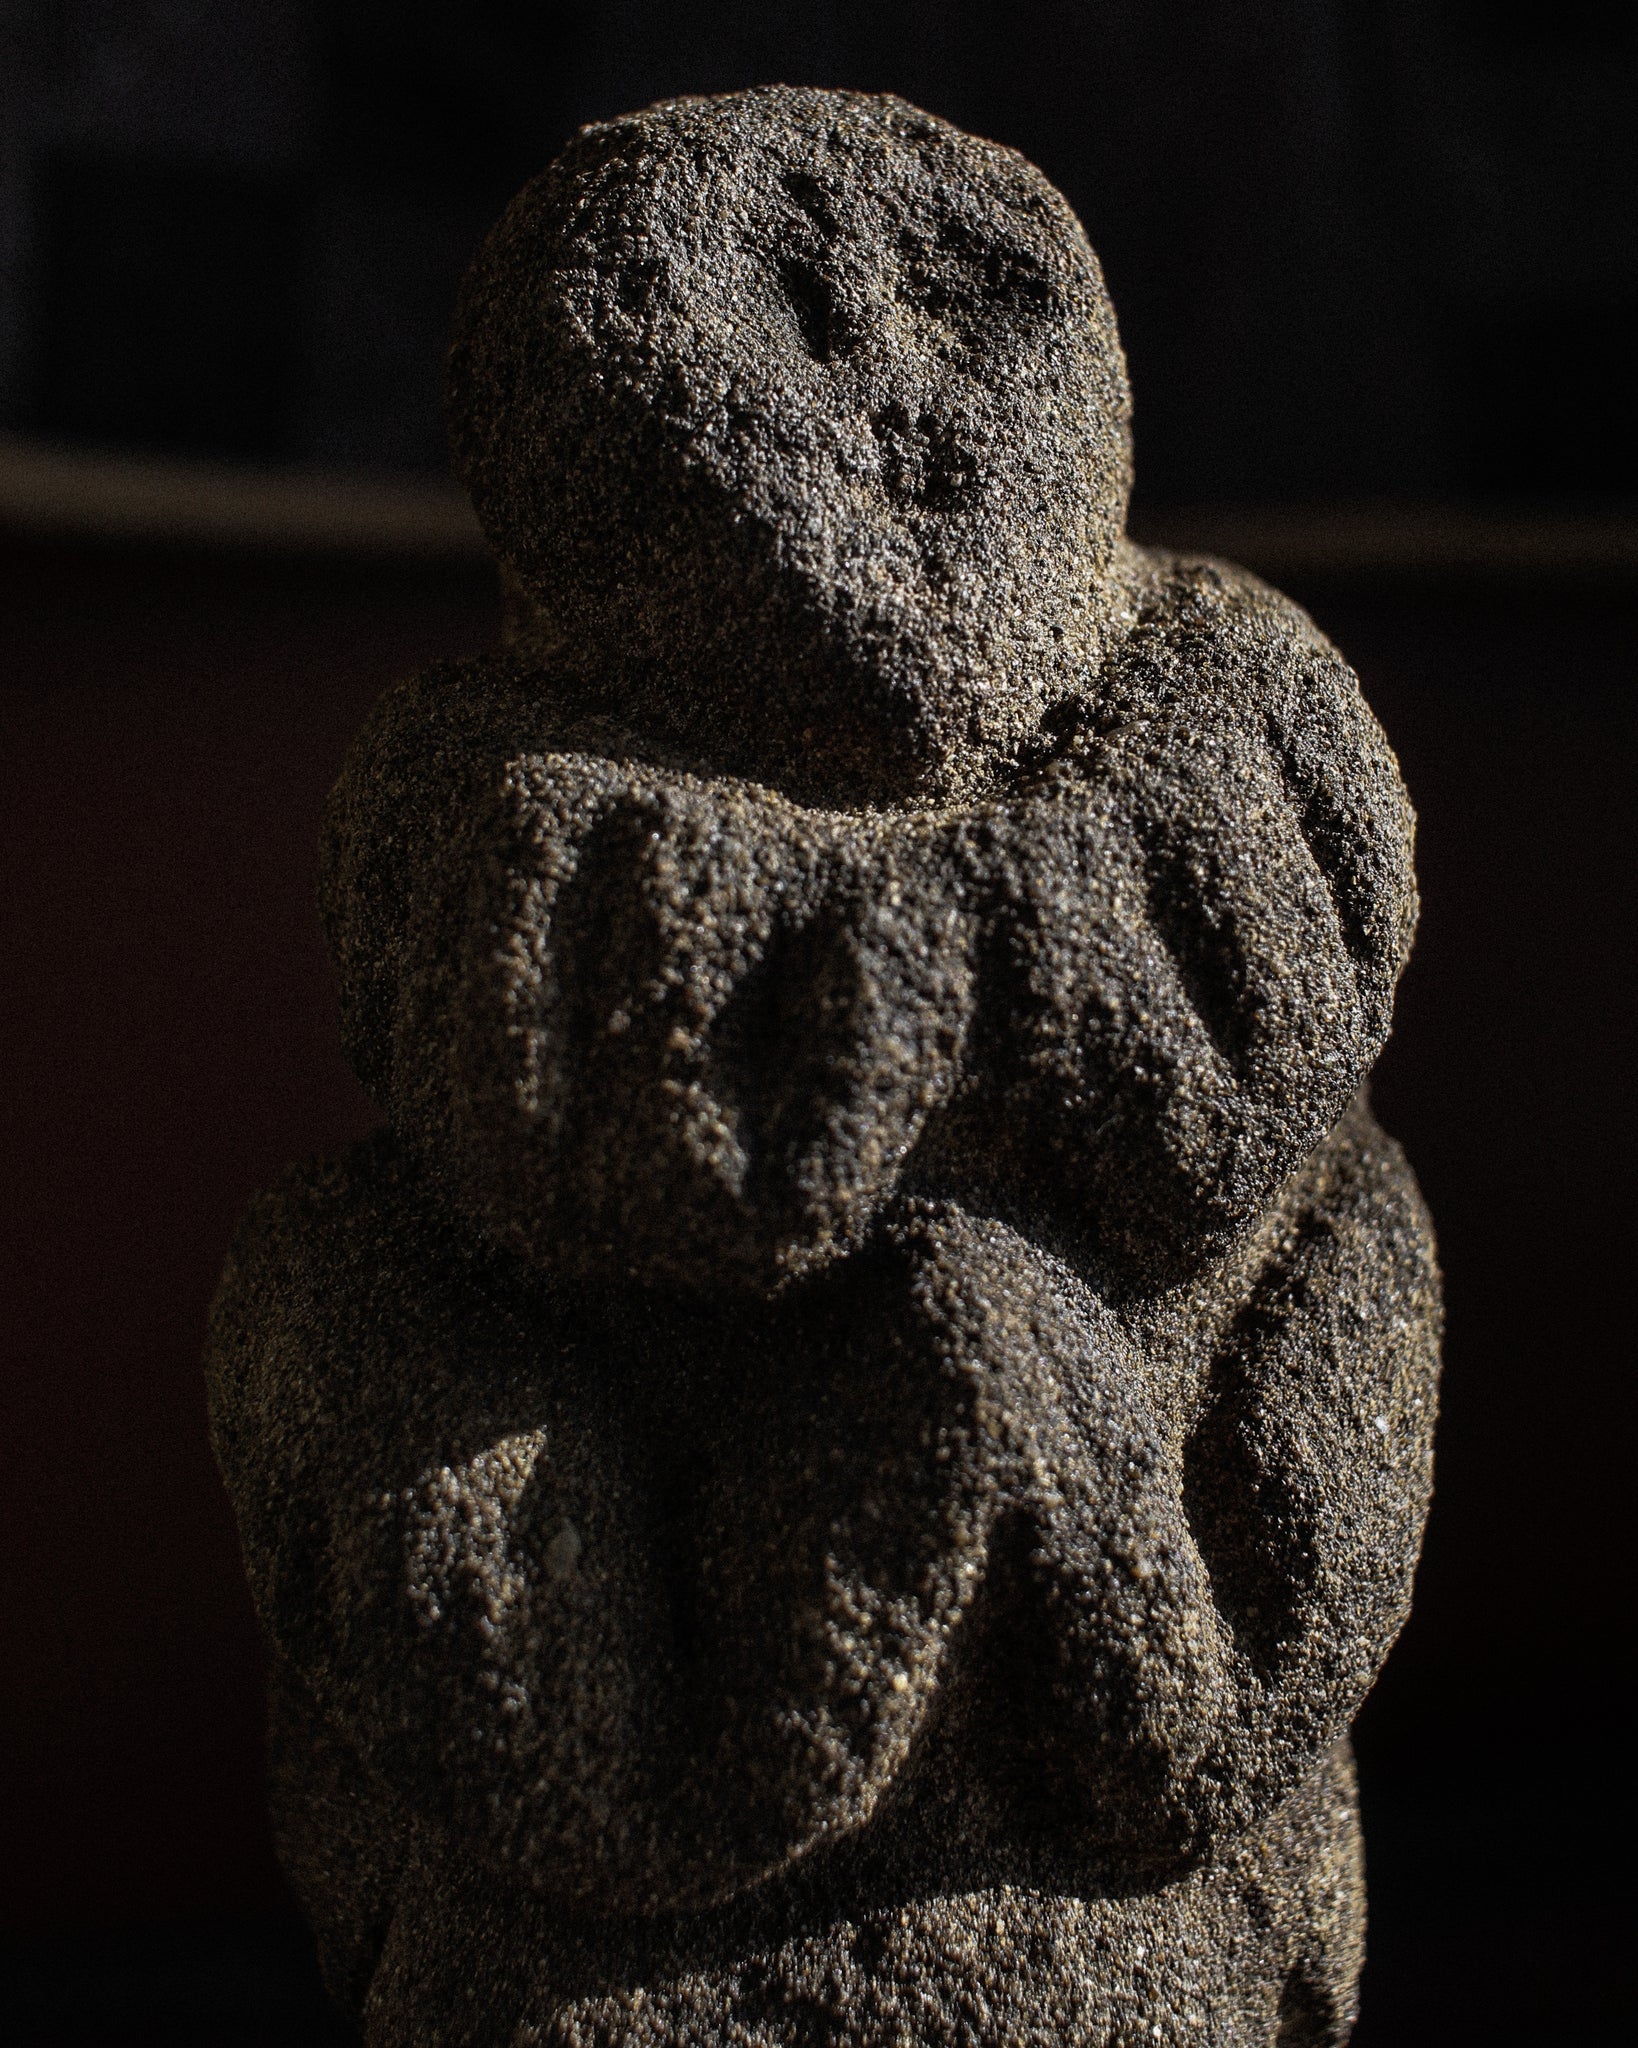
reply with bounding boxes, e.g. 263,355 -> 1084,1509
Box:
895,221 -> 1058,335
759,168 -> 1063,372
780,167 -> 840,235
773,254 -> 862,363
763,168 -> 859,365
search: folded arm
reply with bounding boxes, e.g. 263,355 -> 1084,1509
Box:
321,559 -> 1414,1290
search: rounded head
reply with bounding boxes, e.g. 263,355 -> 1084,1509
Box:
450,87 -> 1132,805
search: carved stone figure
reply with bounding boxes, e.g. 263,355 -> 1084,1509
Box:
207,87 -> 1440,2045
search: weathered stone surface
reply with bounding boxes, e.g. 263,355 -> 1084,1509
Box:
321,540 -> 1413,1302
208,86 -> 1439,2045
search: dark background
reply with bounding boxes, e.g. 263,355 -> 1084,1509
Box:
3,1 -> 1637,499
1,5 -> 1634,2044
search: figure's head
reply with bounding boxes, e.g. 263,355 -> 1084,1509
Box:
450,87 -> 1131,805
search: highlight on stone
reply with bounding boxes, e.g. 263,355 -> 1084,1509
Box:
207,85 -> 1440,2046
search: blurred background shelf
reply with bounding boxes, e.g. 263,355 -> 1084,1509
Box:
0,434 -> 485,561
7,434 -> 1636,589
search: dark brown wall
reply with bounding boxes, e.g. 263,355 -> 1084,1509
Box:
0,543 -> 494,1934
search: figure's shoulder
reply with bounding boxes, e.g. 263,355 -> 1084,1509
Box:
1109,537 -> 1337,645
333,649 -> 584,795
332,641 -> 744,818
1100,537 -> 1353,710
1028,538 -> 1404,807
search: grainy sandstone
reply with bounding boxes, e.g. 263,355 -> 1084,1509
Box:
208,86 -> 1439,2045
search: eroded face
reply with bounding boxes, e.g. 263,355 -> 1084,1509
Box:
453,90 -> 1132,804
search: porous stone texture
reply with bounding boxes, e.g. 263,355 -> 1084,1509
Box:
207,87 -> 1440,2045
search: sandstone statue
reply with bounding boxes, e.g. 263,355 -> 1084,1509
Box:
207,86 -> 1440,2046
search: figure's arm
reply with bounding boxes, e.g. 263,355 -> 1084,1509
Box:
1097,545 -> 1417,1053
323,660 -> 976,1296
203,1137 -> 1028,1915
967,547 -> 1417,1280
1018,1099 -> 1441,1861
322,560 -> 1415,1296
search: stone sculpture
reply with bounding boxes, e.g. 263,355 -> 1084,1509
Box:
207,87 -> 1440,2046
